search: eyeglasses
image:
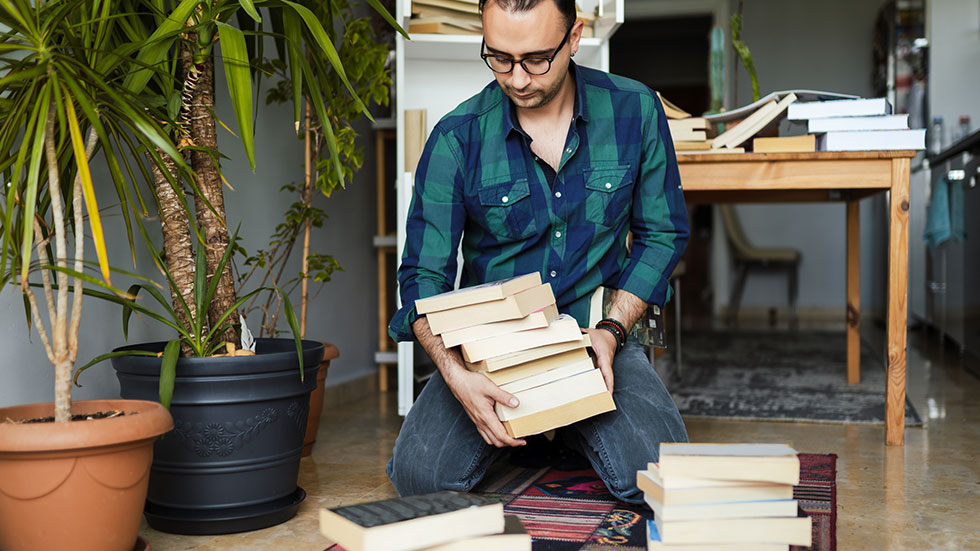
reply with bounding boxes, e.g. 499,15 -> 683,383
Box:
480,24 -> 573,76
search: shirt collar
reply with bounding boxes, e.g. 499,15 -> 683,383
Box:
501,60 -> 589,139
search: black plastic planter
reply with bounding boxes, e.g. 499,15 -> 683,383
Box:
112,339 -> 325,535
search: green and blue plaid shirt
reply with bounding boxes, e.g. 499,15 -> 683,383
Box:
389,62 -> 689,342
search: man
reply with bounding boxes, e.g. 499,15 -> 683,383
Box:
387,0 -> 689,504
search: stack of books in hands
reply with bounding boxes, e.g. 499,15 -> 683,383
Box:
416,273 -> 615,438
639,443 -> 812,551
320,491 -> 530,551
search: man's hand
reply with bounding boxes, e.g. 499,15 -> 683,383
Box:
443,368 -> 527,448
584,328 -> 616,393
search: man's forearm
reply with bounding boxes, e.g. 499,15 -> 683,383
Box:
412,316 -> 467,383
605,288 -> 649,335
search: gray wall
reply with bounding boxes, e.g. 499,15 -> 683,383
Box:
929,0 -> 980,135
0,56 -> 380,408
720,0 -> 890,313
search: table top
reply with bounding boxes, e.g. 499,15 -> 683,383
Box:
675,150 -> 919,164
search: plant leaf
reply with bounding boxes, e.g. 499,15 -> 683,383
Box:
364,0 -> 409,39
215,21 -> 255,171
74,349 -> 160,387
123,0 -> 200,94
280,286 -> 304,380
281,8 -> 303,129
65,98 -> 110,284
159,339 -> 181,409
237,0 -> 261,22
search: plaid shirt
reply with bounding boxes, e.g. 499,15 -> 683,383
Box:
389,63 -> 689,342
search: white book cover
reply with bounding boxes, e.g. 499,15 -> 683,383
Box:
817,129 -> 925,151
495,368 -> 607,421
787,97 -> 892,120
441,304 -> 558,348
807,114 -> 909,132
498,357 -> 595,394
705,89 -> 857,123
660,443 -> 796,457
644,494 -> 799,522
460,314 -> 582,363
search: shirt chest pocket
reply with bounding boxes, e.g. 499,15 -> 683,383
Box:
584,165 -> 634,227
478,178 -> 538,241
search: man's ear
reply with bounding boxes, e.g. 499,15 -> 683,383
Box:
569,18 -> 585,56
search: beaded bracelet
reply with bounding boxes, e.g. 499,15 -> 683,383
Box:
595,318 -> 626,352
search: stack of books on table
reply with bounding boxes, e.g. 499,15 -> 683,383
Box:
786,97 -> 925,152
409,0 -> 482,35
320,491 -> 530,551
640,443 -> 812,551
416,273 -> 615,438
659,93 -> 718,154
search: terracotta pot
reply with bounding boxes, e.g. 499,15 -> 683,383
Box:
0,399 -> 173,551
302,342 -> 339,457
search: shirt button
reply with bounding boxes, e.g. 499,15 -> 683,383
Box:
550,270 -> 557,278
565,147 -> 572,154
501,195 -> 509,203
555,231 -> 562,238
555,191 -> 562,198
605,182 -> 612,189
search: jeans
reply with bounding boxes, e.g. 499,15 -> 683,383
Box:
386,342 -> 688,504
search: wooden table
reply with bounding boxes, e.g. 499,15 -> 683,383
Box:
677,150 -> 916,446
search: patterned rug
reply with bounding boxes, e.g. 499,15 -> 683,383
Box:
661,331 -> 922,426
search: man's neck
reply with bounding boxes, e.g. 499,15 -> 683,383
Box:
516,71 -> 575,127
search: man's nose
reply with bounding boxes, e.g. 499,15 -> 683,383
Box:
509,63 -> 531,89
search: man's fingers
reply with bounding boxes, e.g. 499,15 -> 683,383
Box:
492,387 -> 519,409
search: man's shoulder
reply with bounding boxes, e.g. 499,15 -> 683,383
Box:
432,81 -> 505,135
579,65 -> 655,98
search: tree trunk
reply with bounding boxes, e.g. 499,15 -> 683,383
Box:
150,153 -> 197,357
181,46 -> 238,347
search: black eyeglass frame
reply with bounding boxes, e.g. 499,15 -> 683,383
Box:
480,24 -> 574,75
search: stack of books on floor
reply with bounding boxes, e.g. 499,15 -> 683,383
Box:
640,443 -> 812,551
320,490 -> 530,551
416,273 -> 615,437
787,97 -> 925,151
409,0 -> 597,36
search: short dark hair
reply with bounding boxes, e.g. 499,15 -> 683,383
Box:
479,0 -> 576,30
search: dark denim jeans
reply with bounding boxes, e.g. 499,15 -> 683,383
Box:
386,342 -> 688,504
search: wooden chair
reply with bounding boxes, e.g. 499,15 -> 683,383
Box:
719,205 -> 800,329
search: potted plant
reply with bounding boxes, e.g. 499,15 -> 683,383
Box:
0,1 -> 178,549
67,0 -> 404,535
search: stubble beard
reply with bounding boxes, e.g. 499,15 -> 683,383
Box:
504,71 -> 566,110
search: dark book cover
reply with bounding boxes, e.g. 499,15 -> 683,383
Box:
330,491 -> 497,528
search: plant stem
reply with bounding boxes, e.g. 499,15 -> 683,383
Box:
300,101 -> 312,338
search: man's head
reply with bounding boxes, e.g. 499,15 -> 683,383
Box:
479,0 -> 582,110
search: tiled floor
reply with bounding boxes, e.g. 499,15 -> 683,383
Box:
141,327 -> 980,550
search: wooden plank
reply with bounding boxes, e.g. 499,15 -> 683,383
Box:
846,200 -> 861,385
675,150 -> 918,163
685,190 -> 836,204
886,157 -> 910,446
679,159 -> 894,191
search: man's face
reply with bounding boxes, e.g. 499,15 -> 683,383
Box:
482,1 -> 579,110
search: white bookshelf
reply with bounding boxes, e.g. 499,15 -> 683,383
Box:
393,0 -> 623,415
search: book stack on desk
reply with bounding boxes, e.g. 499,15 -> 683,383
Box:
416,273 -> 615,437
786,97 -> 925,151
659,93 -> 719,153
320,491 -> 531,551
409,0 -> 596,36
640,443 -> 812,551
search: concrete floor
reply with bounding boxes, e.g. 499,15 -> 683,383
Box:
140,327 -> 980,550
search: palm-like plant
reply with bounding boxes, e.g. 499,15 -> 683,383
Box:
0,0 -> 189,422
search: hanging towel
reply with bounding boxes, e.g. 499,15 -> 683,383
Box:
924,174 -> 966,250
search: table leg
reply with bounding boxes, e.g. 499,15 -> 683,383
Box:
846,200 -> 861,384
886,157 -> 911,446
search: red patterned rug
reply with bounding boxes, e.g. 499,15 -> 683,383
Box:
326,453 -> 836,551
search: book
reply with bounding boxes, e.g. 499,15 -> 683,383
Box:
425,283 -> 555,335
319,491 -> 504,551
806,113 -> 909,132
705,89 -> 858,124
652,514 -> 811,546
752,135 -> 816,153
670,130 -> 707,142
644,494 -> 798,522
495,367 -> 609,421
646,520 -> 789,551
404,109 -> 427,174
637,466 -> 794,506
420,515 -> 530,551
409,18 -> 481,35
816,129 -> 925,151
482,346 -> 590,385
498,356 -> 595,394
460,314 -> 582,363
412,3 -> 483,20
441,304 -> 559,348
415,273 -> 542,315
657,92 -> 692,119
675,147 -> 744,155
673,141 -> 713,152
466,333 -> 592,373
658,444 -> 800,485
501,391 -> 616,438
412,0 -> 480,15
712,93 -> 797,149
787,97 -> 892,120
